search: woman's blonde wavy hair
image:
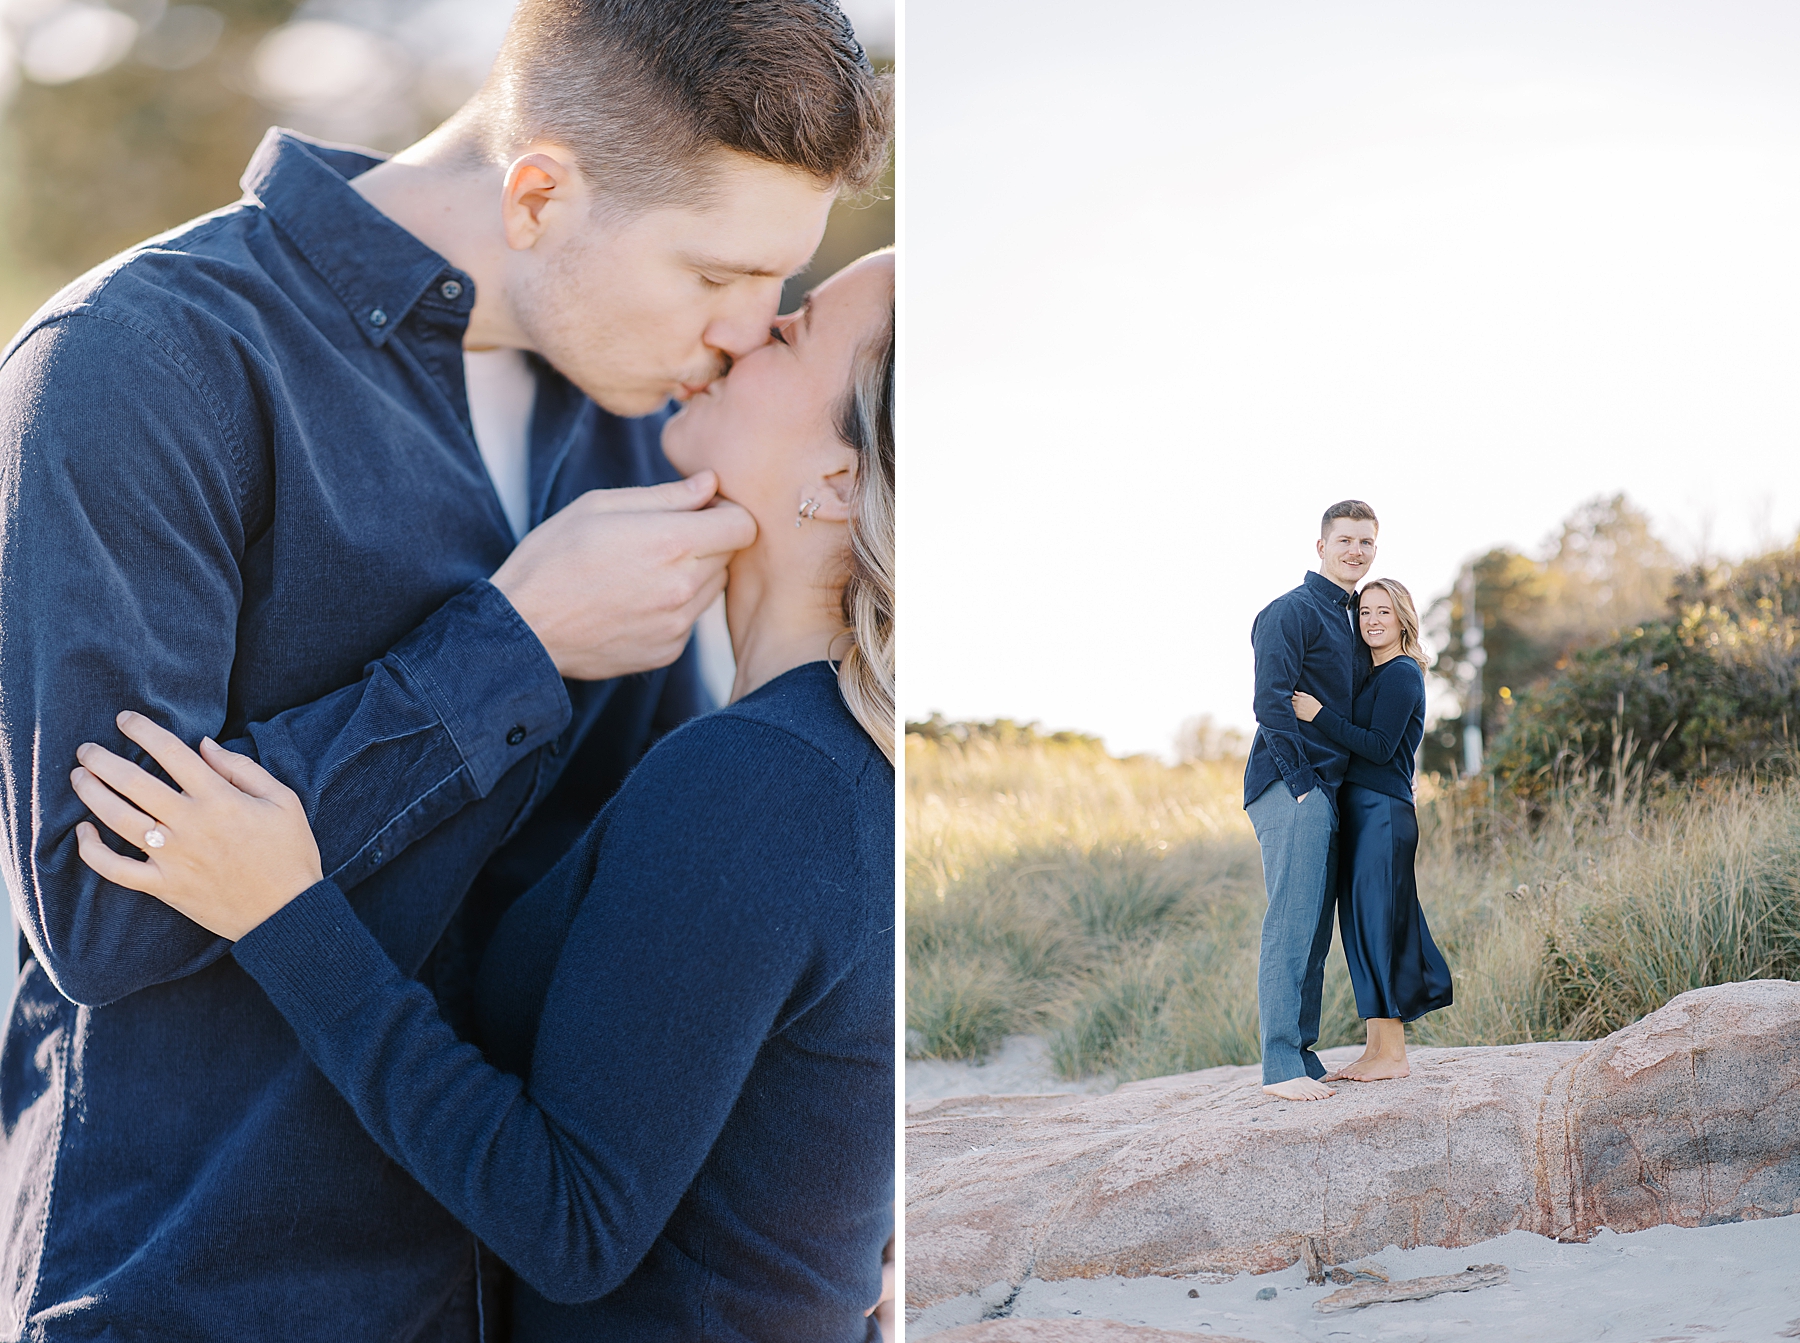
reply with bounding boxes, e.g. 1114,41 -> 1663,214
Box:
1359,578 -> 1431,671
832,265 -> 895,763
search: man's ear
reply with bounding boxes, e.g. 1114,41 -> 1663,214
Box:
802,451 -> 861,525
1315,535 -> 1326,562
501,148 -> 584,251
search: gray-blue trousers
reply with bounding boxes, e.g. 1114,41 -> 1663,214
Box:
1247,781 -> 1339,1084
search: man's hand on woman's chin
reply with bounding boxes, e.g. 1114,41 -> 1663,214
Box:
490,471 -> 757,681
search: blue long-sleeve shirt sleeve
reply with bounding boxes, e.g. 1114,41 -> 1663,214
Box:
1250,600 -> 1320,799
0,315 -> 569,1007
1312,664 -> 1420,765
231,715 -> 876,1307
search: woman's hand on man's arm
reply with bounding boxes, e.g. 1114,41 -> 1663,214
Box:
71,712 -> 323,941
1288,691 -> 1324,801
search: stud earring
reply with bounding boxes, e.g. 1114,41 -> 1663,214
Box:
795,498 -> 821,528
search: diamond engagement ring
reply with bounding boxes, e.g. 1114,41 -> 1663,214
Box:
144,828 -> 167,849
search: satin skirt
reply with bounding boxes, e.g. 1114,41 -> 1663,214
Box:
1337,783 -> 1453,1023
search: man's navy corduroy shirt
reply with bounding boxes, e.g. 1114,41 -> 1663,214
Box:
1243,570 -> 1369,808
0,129 -> 706,1340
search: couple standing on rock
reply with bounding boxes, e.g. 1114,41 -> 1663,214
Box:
1244,501 -> 1453,1102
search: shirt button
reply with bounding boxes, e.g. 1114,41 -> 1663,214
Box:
549,739 -> 562,757
506,725 -> 527,746
369,308 -> 388,327
439,279 -> 463,300
369,846 -> 383,866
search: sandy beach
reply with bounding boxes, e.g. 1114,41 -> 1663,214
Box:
907,1218 -> 1800,1340
905,1035 -> 1118,1104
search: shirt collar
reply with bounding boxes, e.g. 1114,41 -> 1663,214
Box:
1304,570 -> 1358,607
239,128 -> 473,348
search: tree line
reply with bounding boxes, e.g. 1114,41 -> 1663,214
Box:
1427,494 -> 1800,797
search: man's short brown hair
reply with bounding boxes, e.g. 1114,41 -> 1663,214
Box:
483,0 -> 893,211
1321,499 -> 1379,538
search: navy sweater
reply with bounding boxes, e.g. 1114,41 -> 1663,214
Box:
1310,656 -> 1426,804
233,662 -> 895,1342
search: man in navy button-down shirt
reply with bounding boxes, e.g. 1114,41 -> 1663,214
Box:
1244,502 -> 1378,1101
0,2 -> 891,1338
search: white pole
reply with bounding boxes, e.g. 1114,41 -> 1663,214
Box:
1461,565 -> 1485,776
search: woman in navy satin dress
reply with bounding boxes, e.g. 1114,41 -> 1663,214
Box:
1291,578 -> 1451,1081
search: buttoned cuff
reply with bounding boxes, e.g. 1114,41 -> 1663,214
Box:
233,880 -> 391,1028
1281,765 -> 1319,799
390,580 -> 571,795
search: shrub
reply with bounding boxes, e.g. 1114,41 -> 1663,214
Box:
1489,548 -> 1800,799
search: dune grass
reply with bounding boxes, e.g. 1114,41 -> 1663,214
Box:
905,727 -> 1800,1083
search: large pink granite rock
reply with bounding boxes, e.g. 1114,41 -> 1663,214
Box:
905,980 -> 1800,1316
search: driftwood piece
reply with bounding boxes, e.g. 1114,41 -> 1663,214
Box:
1301,1235 -> 1326,1285
1327,1256 -> 1390,1285
1314,1264 -> 1509,1314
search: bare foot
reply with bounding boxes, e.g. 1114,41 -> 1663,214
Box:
1262,1076 -> 1336,1101
1323,1053 -> 1375,1082
1337,1057 -> 1410,1082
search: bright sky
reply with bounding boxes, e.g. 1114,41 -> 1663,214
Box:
902,0 -> 1800,758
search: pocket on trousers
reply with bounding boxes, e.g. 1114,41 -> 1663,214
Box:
1297,787 -> 1335,825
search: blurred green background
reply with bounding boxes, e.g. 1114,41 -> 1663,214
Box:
0,0 -> 894,339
